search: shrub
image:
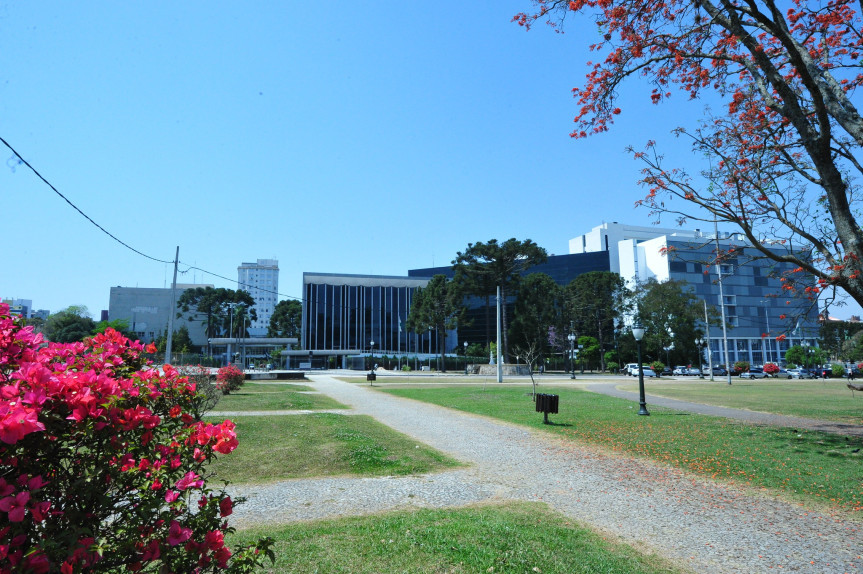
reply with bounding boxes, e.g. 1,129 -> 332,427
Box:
179,365 -> 221,415
0,304 -> 273,572
216,365 -> 245,395
763,363 -> 780,376
733,361 -> 750,374
650,361 -> 665,374
606,361 -> 619,373
401,364 -> 412,372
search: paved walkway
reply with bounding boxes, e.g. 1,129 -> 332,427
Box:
225,375 -> 862,573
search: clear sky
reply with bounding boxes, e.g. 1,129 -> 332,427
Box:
2,2 -> 857,319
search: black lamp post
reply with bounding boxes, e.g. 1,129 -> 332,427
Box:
695,336 -> 705,378
632,321 -> 650,416
567,332 -> 576,379
370,339 -> 375,370
464,341 -> 468,375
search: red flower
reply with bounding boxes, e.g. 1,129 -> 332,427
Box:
219,496 -> 233,517
145,343 -> 157,354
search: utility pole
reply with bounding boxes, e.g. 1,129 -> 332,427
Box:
164,246 -> 179,365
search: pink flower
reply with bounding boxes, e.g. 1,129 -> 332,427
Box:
166,520 -> 192,546
175,471 -> 203,491
165,490 -> 180,503
0,406 -> 45,444
0,491 -> 30,522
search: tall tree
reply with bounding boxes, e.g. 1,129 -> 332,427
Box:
634,278 -> 709,364
516,0 -> 863,310
176,287 -> 256,340
452,238 -> 548,361
268,299 -> 302,338
43,306 -> 96,343
509,273 -> 562,359
406,275 -> 464,372
564,271 -> 630,371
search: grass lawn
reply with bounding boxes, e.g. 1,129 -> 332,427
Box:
379,386 -> 863,513
205,413 -> 461,484
211,382 -> 348,411
231,502 -> 680,574
619,378 -> 863,424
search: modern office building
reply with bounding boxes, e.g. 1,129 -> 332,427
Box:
569,222 -> 820,366
238,259 -> 279,337
408,251 -> 611,347
302,273 -> 441,359
108,285 -> 213,347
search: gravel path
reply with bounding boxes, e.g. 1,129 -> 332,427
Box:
226,375 -> 862,573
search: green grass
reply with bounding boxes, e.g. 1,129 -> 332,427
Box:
205,413 -> 461,484
619,379 -> 863,423
212,382 -> 348,411
379,386 -> 863,513
230,502 -> 680,573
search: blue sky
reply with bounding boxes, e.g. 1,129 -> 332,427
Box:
3,2 -> 855,318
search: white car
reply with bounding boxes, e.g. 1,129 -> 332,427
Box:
640,367 -> 657,377
672,365 -> 688,375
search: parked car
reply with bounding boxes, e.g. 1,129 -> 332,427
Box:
771,368 -> 792,379
627,364 -> 651,376
624,363 -> 639,376
787,368 -> 814,379
660,366 -> 673,376
672,365 -> 688,375
702,366 -> 728,376
641,367 -> 657,377
739,367 -> 767,379
816,366 -> 833,378
686,367 -> 702,376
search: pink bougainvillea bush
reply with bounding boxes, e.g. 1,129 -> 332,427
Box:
0,304 -> 272,573
215,365 -> 245,395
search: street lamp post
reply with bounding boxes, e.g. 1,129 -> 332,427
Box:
370,339 -> 375,371
695,336 -> 705,378
464,341 -> 468,375
567,332 -> 576,379
632,321 -> 650,416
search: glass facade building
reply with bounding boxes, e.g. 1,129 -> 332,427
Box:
302,273 -> 448,355
408,252 -> 611,347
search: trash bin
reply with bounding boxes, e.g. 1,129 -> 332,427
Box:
534,393 -> 559,424
366,372 -> 376,382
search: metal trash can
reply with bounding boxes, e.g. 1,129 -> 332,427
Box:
535,393 -> 559,424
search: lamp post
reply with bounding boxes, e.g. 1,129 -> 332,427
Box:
695,336 -> 705,378
632,321 -> 650,416
370,339 -> 375,371
464,341 -> 468,375
567,332 -> 576,379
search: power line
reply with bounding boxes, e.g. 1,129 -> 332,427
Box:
1,136 -> 174,265
1,134 -> 309,302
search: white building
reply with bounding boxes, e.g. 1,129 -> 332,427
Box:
570,222 -> 820,367
238,259 -> 279,337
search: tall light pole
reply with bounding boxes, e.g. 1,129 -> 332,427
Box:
760,299 -> 772,365
567,332 -> 576,380
464,341 -> 468,375
632,320 -> 650,416
695,336 -> 705,378
370,339 -> 375,371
